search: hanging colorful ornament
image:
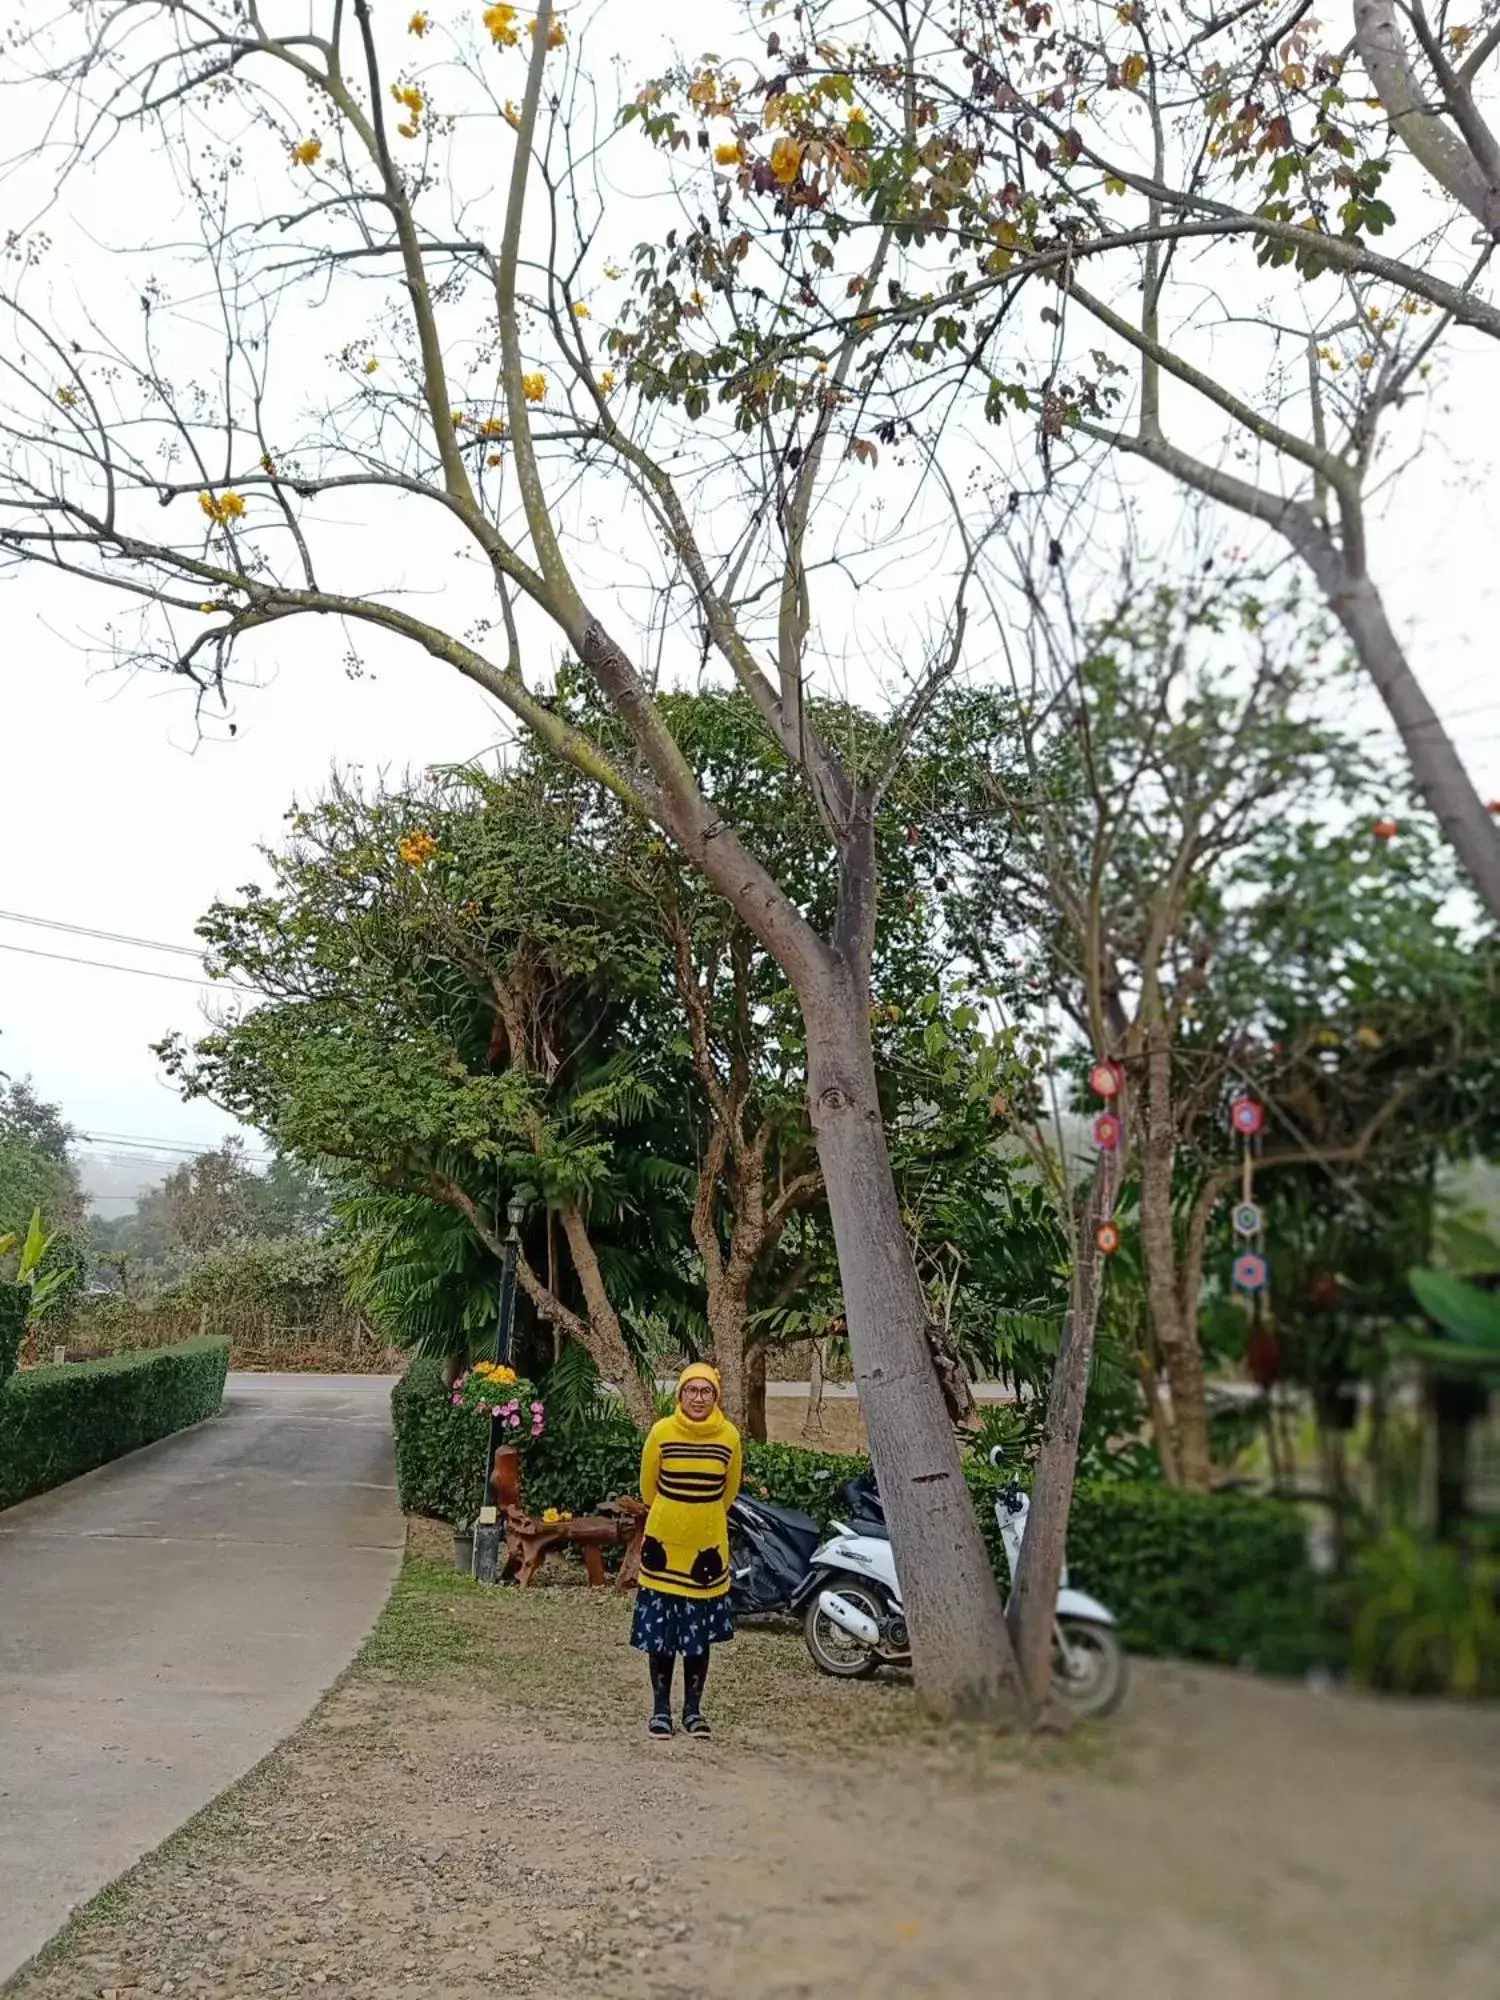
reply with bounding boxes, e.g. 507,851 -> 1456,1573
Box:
1229,1096 -> 1265,1138
1096,1221 -> 1121,1255
1233,1251 -> 1269,1293
1092,1112 -> 1121,1151
1232,1200 -> 1262,1237
1089,1058 -> 1124,1100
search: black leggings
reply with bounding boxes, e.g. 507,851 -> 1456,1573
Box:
649,1649 -> 710,1715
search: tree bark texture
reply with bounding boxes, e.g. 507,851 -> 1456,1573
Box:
805,980 -> 1024,1719
1138,1026 -> 1213,1488
1311,564 -> 1500,922
1007,1159 -> 1113,1706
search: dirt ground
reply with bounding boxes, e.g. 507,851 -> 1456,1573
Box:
10,1518 -> 1499,2000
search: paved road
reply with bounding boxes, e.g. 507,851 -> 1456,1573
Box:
0,1373 -> 404,1985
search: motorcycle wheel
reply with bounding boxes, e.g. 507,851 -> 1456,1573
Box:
803,1579 -> 888,1678
1051,1617 -> 1127,1719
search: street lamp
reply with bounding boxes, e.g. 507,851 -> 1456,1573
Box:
472,1188 -> 528,1582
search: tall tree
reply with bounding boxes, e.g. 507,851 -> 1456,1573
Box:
0,0 -> 1039,1708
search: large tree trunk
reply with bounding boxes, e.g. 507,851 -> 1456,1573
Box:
804,977 -> 1025,1720
706,1275 -> 753,1432
1320,567 -> 1500,920
1007,1163 -> 1111,1706
1139,1026 -> 1212,1487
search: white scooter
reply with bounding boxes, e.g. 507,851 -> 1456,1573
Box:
796,1450 -> 1126,1717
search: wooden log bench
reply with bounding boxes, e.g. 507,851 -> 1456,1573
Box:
499,1495 -> 649,1592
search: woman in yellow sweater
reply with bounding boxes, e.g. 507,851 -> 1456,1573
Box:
631,1362 -> 742,1736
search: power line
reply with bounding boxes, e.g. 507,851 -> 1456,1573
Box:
0,939 -> 257,995
0,908 -> 207,961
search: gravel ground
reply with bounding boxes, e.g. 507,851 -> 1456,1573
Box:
8,1517 -> 1499,2000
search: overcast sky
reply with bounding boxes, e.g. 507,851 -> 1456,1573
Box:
3,1 -> 1498,1200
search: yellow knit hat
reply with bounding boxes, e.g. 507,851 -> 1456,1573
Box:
675,1362 -> 722,1405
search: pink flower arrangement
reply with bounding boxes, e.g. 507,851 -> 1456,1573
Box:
448,1363 -> 546,1439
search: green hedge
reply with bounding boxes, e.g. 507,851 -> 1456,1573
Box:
0,1336 -> 231,1511
390,1356 -> 1338,1674
0,1283 -> 24,1391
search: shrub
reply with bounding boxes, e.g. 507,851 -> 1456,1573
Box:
391,1356 -> 1336,1670
0,1336 -> 231,1511
1062,1479 -> 1340,1676
0,1282 -> 24,1390
1347,1527 -> 1500,1697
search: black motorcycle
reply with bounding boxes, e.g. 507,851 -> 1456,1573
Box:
726,1472 -> 889,1616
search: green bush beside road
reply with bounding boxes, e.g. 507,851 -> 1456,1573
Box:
0,1336 -> 231,1511
390,1356 -> 1338,1674
0,1281 -> 24,1391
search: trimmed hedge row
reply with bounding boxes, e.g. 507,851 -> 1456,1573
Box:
0,1282 -> 24,1391
0,1336 -> 231,1511
391,1357 -> 1339,1674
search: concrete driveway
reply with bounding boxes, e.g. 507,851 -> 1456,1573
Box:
0,1372 -> 404,1985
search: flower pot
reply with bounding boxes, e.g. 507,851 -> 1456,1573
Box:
453,1527 -> 474,1575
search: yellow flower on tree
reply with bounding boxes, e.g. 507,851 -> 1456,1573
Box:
769,135 -> 804,185
397,830 -> 439,867
408,9 -> 431,32
486,451 -> 503,466
198,490 -> 246,525
479,415 -> 506,436
715,142 -> 742,166
604,263 -> 622,280
391,83 -> 425,137
483,3 -> 520,44
599,369 -> 617,393
521,370 -> 547,403
363,357 -> 380,374
527,15 -> 566,47
291,137 -> 323,166
572,300 -> 590,318
451,409 -> 469,427
55,386 -> 78,407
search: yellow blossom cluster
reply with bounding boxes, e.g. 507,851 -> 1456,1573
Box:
391,82 -> 425,139
572,300 -> 589,319
483,3 -> 519,44
472,1361 -> 518,1384
715,142 -> 742,166
599,369 -> 617,393
364,357 -> 380,374
528,15 -> 566,48
479,415 -> 506,437
397,829 -> 439,866
521,370 -> 547,403
199,490 -> 246,525
409,9 -> 431,33
291,137 -> 323,166
55,386 -> 78,407
540,1507 -> 573,1524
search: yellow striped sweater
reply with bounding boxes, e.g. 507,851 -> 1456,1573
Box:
637,1407 -> 743,1600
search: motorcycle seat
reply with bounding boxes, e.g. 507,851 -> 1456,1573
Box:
842,1516 -> 889,1541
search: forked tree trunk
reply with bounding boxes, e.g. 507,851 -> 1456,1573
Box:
745,1338 -> 768,1443
1007,1163 -> 1111,1706
804,977 -> 1024,1720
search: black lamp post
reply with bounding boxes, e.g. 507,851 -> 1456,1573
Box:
472,1189 -> 527,1582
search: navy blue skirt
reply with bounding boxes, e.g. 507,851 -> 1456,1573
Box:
630,1585 -> 735,1656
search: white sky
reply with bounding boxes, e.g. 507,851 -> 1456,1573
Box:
2,0 -> 1498,1192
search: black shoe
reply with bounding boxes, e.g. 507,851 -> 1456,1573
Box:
649,1712 -> 674,1737
682,1710 -> 711,1737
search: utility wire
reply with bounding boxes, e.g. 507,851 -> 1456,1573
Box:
0,907 -> 207,960
0,940 -> 257,995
